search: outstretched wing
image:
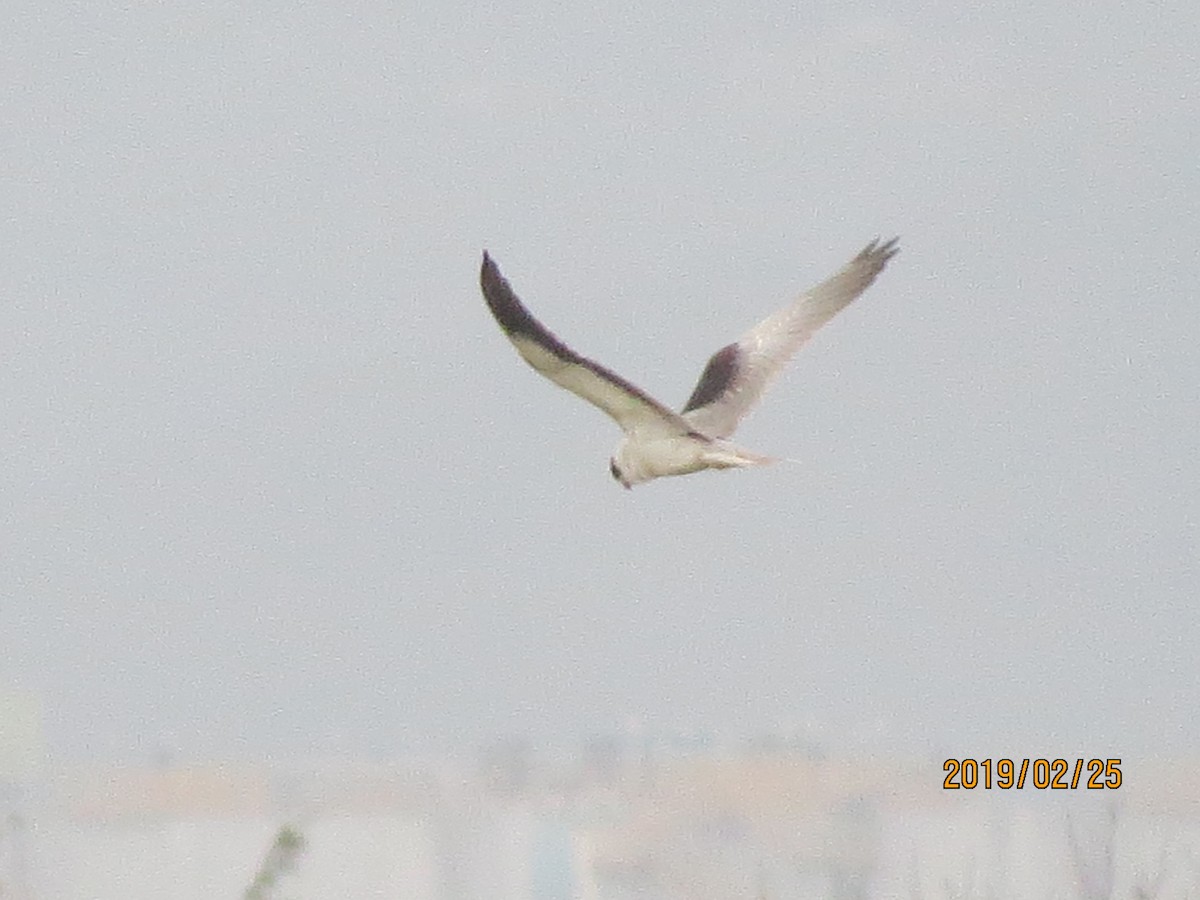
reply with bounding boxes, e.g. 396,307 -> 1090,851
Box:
481,252 -> 695,437
681,238 -> 899,438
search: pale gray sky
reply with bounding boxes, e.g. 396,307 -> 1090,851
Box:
2,0 -> 1197,764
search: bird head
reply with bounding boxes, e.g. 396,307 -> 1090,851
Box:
609,458 -> 632,490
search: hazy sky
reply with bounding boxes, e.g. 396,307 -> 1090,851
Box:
3,0 -> 1197,764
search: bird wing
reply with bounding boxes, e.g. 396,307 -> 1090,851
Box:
481,252 -> 698,438
681,237 -> 899,439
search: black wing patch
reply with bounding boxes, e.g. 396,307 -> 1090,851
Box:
682,343 -> 740,413
481,252 -> 577,359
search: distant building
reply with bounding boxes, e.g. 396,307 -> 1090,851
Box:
0,688 -> 43,900
0,689 -> 43,782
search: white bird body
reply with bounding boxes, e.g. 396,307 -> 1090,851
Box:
480,239 -> 898,488
610,433 -> 774,487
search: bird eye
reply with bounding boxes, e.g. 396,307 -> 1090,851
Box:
609,459 -> 621,481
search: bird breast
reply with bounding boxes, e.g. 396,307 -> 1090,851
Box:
613,434 -> 712,485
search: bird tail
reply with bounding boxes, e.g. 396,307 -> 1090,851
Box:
702,442 -> 778,470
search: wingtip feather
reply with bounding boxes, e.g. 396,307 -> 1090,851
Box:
864,236 -> 901,262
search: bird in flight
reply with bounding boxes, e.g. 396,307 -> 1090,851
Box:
480,238 -> 899,488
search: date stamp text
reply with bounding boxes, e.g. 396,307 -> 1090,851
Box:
942,758 -> 1122,790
